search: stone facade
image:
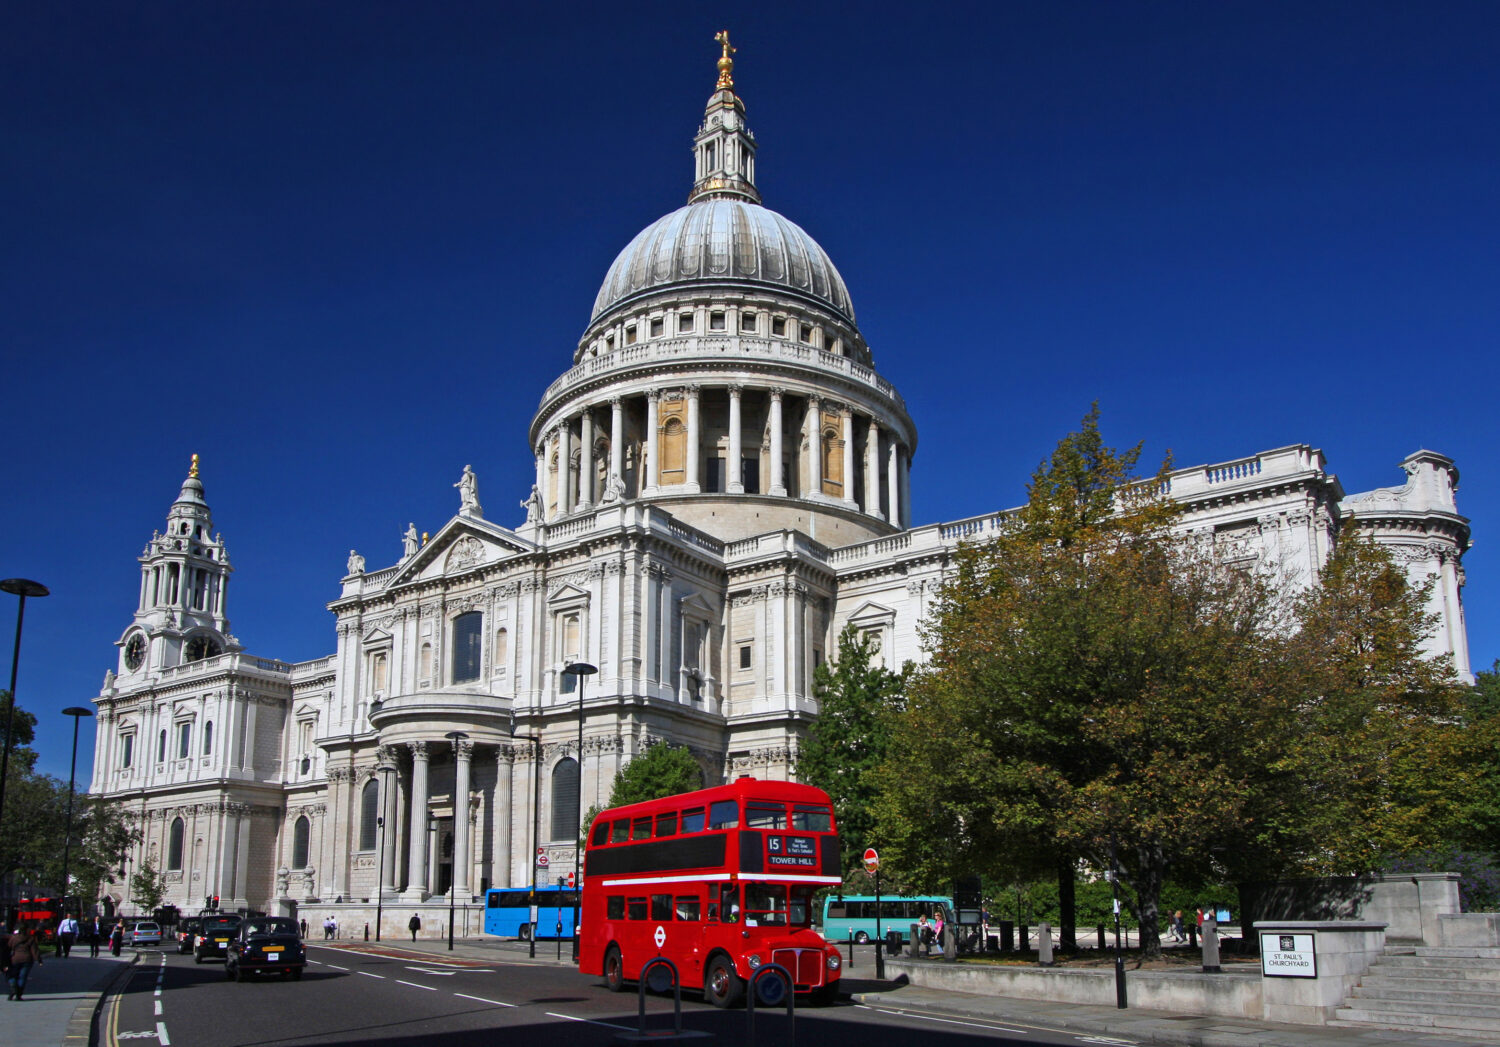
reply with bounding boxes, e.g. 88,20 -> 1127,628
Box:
88,55 -> 1472,919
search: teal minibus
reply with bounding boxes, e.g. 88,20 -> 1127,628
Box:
822,895 -> 954,943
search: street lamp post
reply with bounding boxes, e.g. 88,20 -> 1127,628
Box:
0,579 -> 49,845
60,707 -> 94,913
375,764 -> 394,941
443,731 -> 468,951
563,661 -> 596,964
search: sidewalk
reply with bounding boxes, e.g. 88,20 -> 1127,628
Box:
0,952 -> 135,1047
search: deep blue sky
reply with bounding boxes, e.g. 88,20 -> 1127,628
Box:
5,2 -> 1497,781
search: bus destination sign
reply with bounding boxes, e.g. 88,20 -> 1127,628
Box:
766,834 -> 818,867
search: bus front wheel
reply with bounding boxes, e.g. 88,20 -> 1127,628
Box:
705,956 -> 744,1008
604,946 -> 626,992
519,923 -> 533,942
854,931 -> 869,944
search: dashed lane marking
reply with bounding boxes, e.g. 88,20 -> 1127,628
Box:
357,971 -> 385,979
154,1001 -> 162,1016
396,980 -> 437,991
545,1012 -> 635,1032
454,992 -> 515,1007
326,964 -> 349,971
156,1023 -> 170,1046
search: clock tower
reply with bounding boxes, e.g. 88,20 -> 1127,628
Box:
116,455 -> 239,678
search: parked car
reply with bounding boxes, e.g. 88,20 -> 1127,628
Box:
225,917 -> 305,981
194,914 -> 244,963
177,917 -> 203,954
129,921 -> 163,946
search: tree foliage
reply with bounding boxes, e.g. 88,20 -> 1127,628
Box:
798,625 -> 905,870
130,861 -> 166,913
873,407 -> 1466,958
607,743 -> 705,809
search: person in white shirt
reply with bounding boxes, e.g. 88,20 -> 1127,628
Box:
57,913 -> 80,957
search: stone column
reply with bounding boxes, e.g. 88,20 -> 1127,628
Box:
866,417 -> 883,519
686,385 -> 701,491
579,408 -> 594,509
609,397 -> 624,495
887,438 -> 900,528
494,748 -> 514,889
378,747 -> 399,895
727,385 -> 744,493
841,405 -> 856,506
404,741 -> 430,899
807,396 -> 823,497
898,445 -> 911,529
534,446 -> 546,519
645,391 -> 660,493
558,422 -> 573,514
452,739 -> 473,897
769,389 -> 786,496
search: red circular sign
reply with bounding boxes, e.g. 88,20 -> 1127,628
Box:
862,847 -> 879,872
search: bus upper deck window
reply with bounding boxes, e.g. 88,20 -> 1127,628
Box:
681,807 -> 706,833
611,819 -> 629,843
708,800 -> 739,830
590,822 -> 609,846
655,812 -> 678,837
746,803 -> 786,829
792,805 -> 833,831
632,817 -> 653,840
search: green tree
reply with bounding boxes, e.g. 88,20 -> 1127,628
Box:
798,625 -> 904,871
130,861 -> 166,914
607,743 -> 704,808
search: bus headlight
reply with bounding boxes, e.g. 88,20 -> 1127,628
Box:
747,953 -> 762,969
826,953 -> 842,971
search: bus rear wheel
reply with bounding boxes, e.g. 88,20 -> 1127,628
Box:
518,923 -> 533,942
854,931 -> 869,944
604,946 -> 626,992
705,956 -> 744,1008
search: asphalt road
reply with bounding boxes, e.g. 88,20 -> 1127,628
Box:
99,944 -> 1118,1047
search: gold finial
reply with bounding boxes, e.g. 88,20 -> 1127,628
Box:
189,453 -> 200,479
421,531 -> 430,546
714,30 -> 735,90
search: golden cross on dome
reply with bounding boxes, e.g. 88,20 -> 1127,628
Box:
189,453 -> 200,479
714,30 -> 735,89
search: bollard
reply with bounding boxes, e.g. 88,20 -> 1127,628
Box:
364,924 -> 369,941
1201,917 -> 1221,973
986,933 -> 999,953
847,929 -> 855,969
746,963 -> 795,1047
1097,923 -> 1106,950
908,923 -> 921,957
1018,923 -> 1029,951
942,924 -> 957,961
1037,921 -> 1054,966
999,920 -> 1014,952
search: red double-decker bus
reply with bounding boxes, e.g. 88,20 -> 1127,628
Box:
17,897 -> 63,941
579,778 -> 843,1007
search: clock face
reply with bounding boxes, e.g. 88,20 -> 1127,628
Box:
124,634 -> 147,671
185,635 -> 222,663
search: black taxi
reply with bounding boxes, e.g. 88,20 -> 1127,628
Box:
194,913 -> 243,963
225,917 -> 306,981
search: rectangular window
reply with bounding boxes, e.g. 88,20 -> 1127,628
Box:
655,812 -> 678,837
792,805 -> 833,832
590,822 -> 609,846
740,311 -> 757,333
649,317 -> 664,337
739,645 -> 752,670
799,323 -> 814,344
177,722 -> 191,759
610,819 -> 629,844
678,314 -> 694,334
681,807 -> 706,833
741,455 -> 760,494
651,894 -> 673,921
625,324 -> 638,345
121,734 -> 135,768
451,612 -> 482,683
631,817 -> 653,841
607,896 -> 625,920
709,311 -> 726,331
675,897 -> 701,922
746,803 -> 786,830
705,456 -> 724,493
627,897 -> 648,921
708,800 -> 739,830
771,317 -> 787,336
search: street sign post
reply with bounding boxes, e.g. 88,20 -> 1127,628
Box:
863,848 -> 885,979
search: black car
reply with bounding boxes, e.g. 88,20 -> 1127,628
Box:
177,917 -> 203,954
225,917 -> 305,981
194,914 -> 243,963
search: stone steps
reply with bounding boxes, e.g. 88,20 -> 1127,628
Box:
1333,944 -> 1500,1040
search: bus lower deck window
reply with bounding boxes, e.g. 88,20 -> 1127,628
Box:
651,895 -> 673,921
627,898 -> 648,920
675,897 -> 700,921
607,896 -> 624,920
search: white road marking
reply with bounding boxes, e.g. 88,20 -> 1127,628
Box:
454,992 -> 516,1007
1078,1039 -> 1140,1046
153,988 -> 161,997
859,1005 -> 1031,1035
117,1033 -> 158,1040
326,964 -> 349,971
156,1022 -> 171,1046
357,971 -> 385,979
545,1012 -> 635,1032
396,979 -> 437,991
154,1001 -> 162,1016
406,966 -> 456,975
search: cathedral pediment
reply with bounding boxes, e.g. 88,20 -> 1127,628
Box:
387,517 -> 535,588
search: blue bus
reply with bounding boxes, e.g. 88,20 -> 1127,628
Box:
483,885 -> 579,940
822,895 -> 954,943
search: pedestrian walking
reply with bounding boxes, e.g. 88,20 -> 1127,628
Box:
299,918 -> 307,939
408,913 -> 421,942
6,922 -> 44,1000
1170,910 -> 1185,943
86,916 -> 102,957
57,912 -> 80,957
322,916 -> 336,940
110,921 -> 124,956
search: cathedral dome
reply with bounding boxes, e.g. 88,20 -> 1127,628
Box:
589,199 -> 856,327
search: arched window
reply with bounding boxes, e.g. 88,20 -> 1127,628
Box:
822,426 -> 842,495
292,815 -> 310,869
451,612 -> 482,683
493,628 -> 508,674
359,779 -> 380,851
419,642 -> 433,682
551,758 -> 580,841
661,418 -> 686,484
167,817 -> 185,871
202,720 -> 213,755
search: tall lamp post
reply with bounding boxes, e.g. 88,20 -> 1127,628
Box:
443,731 -> 468,951
375,764 -> 394,941
508,711 -> 542,960
563,661 -> 596,964
60,707 -> 94,912
0,579 -> 49,844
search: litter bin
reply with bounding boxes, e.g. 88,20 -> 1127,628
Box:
886,929 -> 902,955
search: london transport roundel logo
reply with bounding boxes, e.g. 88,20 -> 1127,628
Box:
654,925 -> 667,947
